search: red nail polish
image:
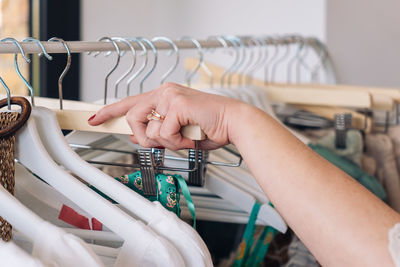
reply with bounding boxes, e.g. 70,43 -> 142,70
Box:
88,114 -> 96,121
155,146 -> 165,149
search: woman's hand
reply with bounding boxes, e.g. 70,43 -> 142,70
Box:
88,82 -> 250,150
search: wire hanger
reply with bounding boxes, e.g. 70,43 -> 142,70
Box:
138,37 -> 157,94
0,38 -> 31,109
88,37 -> 121,105
229,36 -> 248,86
263,36 -> 279,85
270,36 -> 291,83
204,36 -> 230,88
151,37 -> 179,85
48,37 -> 71,110
111,37 -> 136,99
244,36 -> 266,85
126,37 -> 148,96
180,36 -> 203,87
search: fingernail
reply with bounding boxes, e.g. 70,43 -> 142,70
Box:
155,146 -> 165,149
88,114 -> 96,122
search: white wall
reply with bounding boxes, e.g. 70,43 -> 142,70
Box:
81,0 -> 326,101
326,0 -> 400,87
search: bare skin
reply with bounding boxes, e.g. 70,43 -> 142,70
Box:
89,82 -> 400,266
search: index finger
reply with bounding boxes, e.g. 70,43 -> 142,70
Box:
88,91 -> 153,126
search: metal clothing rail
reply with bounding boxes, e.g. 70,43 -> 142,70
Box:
0,36 -> 321,54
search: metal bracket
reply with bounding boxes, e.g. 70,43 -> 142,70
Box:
335,113 -> 352,149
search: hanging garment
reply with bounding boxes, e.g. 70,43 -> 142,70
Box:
105,171 -> 211,266
389,223 -> 400,267
0,240 -> 46,267
309,143 -> 387,201
284,235 -> 319,267
365,134 -> 400,212
361,155 -> 377,177
32,221 -> 104,267
316,130 -> 363,166
91,171 -> 196,227
388,126 -> 400,171
233,202 -> 277,267
15,165 -> 210,267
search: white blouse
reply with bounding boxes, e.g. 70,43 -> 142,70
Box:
389,223 -> 400,266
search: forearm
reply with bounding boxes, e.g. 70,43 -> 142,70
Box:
229,104 -> 400,266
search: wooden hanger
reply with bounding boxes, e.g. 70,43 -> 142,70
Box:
184,58 -> 398,132
184,57 -> 396,111
0,94 -> 205,140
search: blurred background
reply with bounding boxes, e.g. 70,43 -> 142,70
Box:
1,0 -> 400,101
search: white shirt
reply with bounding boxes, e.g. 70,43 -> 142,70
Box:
389,223 -> 400,266
148,202 -> 213,267
32,221 -> 104,267
0,240 -> 45,267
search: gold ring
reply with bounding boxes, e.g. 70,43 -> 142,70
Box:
147,109 -> 165,122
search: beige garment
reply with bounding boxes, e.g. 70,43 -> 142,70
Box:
362,155 -> 377,177
365,134 -> 400,212
388,126 -> 400,172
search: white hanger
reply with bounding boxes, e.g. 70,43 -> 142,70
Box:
9,38 -> 187,266
0,179 -> 43,242
16,116 -> 141,238
15,163 -> 119,239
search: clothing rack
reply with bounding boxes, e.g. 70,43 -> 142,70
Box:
0,36 -> 324,54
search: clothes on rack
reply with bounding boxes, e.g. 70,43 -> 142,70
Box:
309,143 -> 386,200
0,240 -> 45,267
13,164 -> 192,267
388,126 -> 400,174
282,128 -> 391,267
365,133 -> 400,213
31,221 -> 104,267
92,171 -> 184,215
284,235 -> 319,267
232,202 -> 278,267
316,130 -> 363,166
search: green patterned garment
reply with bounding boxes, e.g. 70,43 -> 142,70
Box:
91,171 -> 196,227
115,171 -> 181,215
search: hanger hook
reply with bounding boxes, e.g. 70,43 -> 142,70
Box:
89,37 -> 121,105
262,36 -> 278,85
47,37 -> 71,110
151,37 -> 179,85
16,38 -> 53,106
0,38 -> 31,110
125,38 -> 148,96
286,35 -> 302,83
180,36 -> 203,87
270,35 -> 291,83
138,37 -> 157,94
238,36 -> 260,85
223,36 -> 245,88
309,38 -> 328,83
219,35 -> 239,88
205,36 -> 230,88
23,37 -> 52,60
231,36 -> 250,86
111,37 -> 136,99
246,36 -> 267,85
296,38 -> 312,83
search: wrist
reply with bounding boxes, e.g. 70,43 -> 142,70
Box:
227,102 -> 266,147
